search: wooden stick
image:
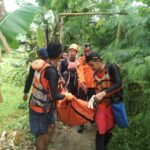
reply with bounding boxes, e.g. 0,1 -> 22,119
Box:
60,16 -> 64,44
59,12 -> 128,17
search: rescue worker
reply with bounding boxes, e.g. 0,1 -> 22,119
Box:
77,43 -> 96,133
86,52 -> 123,150
23,48 -> 49,101
60,43 -> 79,97
23,42 -> 73,150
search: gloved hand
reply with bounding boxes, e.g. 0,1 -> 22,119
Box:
65,93 -> 74,101
88,95 -> 95,109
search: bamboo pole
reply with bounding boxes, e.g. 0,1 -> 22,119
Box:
59,12 -> 128,17
59,12 -> 127,43
60,16 -> 64,44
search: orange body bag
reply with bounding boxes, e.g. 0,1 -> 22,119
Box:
56,97 -> 95,126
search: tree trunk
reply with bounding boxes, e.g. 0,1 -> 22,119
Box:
0,88 -> 3,103
115,22 -> 122,49
45,23 -> 49,47
0,0 -> 6,20
0,48 -> 2,62
0,31 -> 11,53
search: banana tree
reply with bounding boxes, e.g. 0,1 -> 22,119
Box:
0,4 -> 40,50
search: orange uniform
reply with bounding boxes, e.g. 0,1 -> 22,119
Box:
77,56 -> 95,88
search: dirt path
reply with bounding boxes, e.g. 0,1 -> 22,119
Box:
52,123 -> 96,150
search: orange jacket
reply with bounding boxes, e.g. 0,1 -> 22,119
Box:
77,56 -> 95,88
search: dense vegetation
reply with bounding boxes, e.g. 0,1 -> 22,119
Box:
0,0 -> 150,149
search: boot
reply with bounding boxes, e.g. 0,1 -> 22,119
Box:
77,125 -> 84,133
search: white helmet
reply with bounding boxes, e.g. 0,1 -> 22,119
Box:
69,43 -> 79,52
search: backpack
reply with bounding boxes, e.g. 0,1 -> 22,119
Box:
107,64 -> 128,128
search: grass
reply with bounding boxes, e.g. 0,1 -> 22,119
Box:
0,83 -> 29,132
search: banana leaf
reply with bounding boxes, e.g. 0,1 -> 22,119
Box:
0,4 -> 40,49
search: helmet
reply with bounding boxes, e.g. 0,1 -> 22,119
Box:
69,43 -> 79,52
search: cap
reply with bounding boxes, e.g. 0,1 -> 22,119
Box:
69,43 -> 79,52
86,51 -> 101,62
38,48 -> 48,60
83,43 -> 91,49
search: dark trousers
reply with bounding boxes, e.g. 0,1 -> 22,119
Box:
78,88 -> 96,101
96,131 -> 112,150
66,77 -> 78,97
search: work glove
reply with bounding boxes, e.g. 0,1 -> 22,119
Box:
65,93 -> 74,101
88,95 -> 95,109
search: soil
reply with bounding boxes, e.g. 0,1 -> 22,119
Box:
52,122 -> 96,150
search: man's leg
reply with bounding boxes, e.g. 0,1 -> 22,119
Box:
29,109 -> 49,150
36,133 -> 49,150
104,131 -> 112,146
45,108 -> 56,148
96,131 -> 105,150
47,123 -> 55,144
76,88 -> 87,133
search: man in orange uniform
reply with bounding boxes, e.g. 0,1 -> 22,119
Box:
77,43 -> 96,133
86,52 -> 123,150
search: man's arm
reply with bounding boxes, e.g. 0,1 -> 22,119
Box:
24,67 -> 35,93
105,64 -> 122,95
23,66 -> 35,101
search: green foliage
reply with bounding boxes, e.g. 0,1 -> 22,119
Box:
0,0 -> 149,149
0,4 -> 40,49
0,54 -> 28,86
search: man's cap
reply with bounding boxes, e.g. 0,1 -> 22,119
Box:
47,42 -> 62,59
86,51 -> 101,62
38,48 -> 48,59
69,43 -> 79,52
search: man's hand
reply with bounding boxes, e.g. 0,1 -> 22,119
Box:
23,93 -> 28,102
80,82 -> 87,94
65,93 -> 74,101
95,91 -> 106,102
88,95 -> 95,109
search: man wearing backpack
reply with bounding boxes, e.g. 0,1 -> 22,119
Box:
86,52 -> 123,150
60,43 -> 79,97
23,42 -> 74,150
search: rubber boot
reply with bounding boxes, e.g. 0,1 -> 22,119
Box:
77,125 -> 84,133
